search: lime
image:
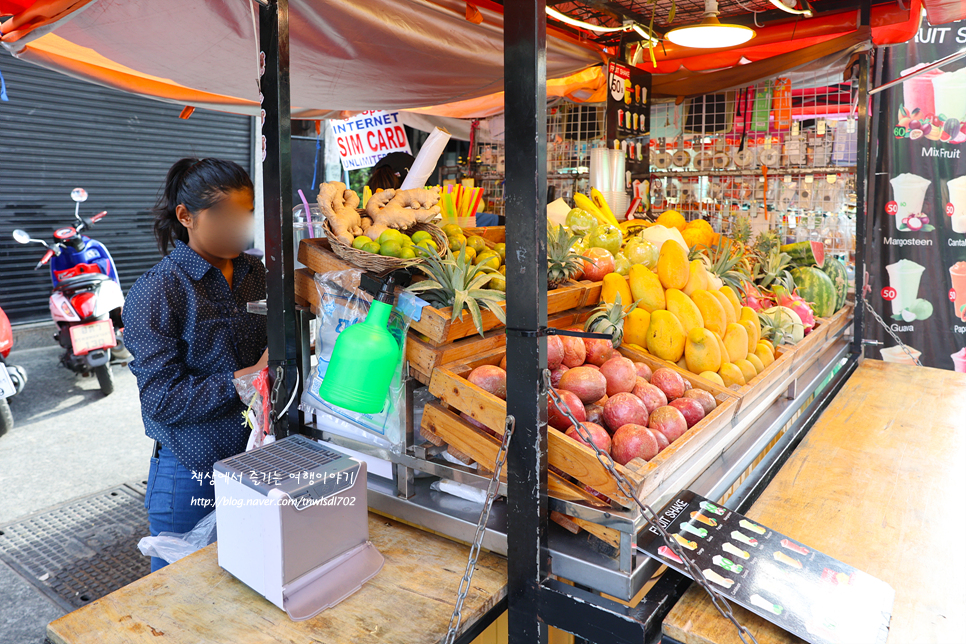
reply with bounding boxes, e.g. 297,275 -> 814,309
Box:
379,240 -> 402,257
442,224 -> 463,238
467,235 -> 486,254
378,229 -> 402,245
362,242 -> 381,254
398,247 -> 417,260
351,235 -> 372,250
489,275 -> 506,292
448,233 -> 467,252
399,235 -> 415,247
411,230 -> 432,244
417,239 -> 438,254
494,243 -> 506,260
476,252 -> 501,271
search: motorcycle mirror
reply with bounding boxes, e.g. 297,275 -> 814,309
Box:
70,188 -> 88,203
12,229 -> 31,244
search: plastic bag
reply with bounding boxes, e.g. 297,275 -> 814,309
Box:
233,366 -> 275,451
137,510 -> 217,564
300,268 -> 423,447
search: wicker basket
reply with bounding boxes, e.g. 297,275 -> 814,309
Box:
322,219 -> 448,273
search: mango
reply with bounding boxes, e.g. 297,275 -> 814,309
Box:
692,290 -> 728,336
685,327 -> 722,374
740,306 -> 759,325
629,265 -> 665,313
718,362 -> 746,388
656,240 -> 689,290
719,285 -> 743,320
746,353 -> 765,374
758,338 -> 775,354
739,319 -> 760,355
623,308 -> 651,348
665,289 -> 704,335
754,342 -> 776,367
734,359 -> 758,383
723,323 -> 749,362
699,371 -> 726,387
676,356 -> 689,370
682,259 -> 709,296
602,273 -> 633,312
645,310 -> 686,362
711,290 -> 737,325
712,331 -> 731,364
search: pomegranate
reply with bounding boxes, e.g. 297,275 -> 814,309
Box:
599,356 -> 637,396
547,335 -> 565,370
682,389 -> 716,415
548,389 -> 586,430
560,335 -> 587,368
611,424 -> 659,465
584,338 -> 616,366
565,422 -> 612,454
669,397 -> 706,428
633,361 -> 653,381
650,368 -> 688,401
549,364 -> 570,388
558,367 -> 607,404
648,406 -> 688,443
467,365 -> 507,400
632,378 -> 668,414
602,392 -> 648,433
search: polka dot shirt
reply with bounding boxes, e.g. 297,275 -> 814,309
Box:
122,240 -> 267,475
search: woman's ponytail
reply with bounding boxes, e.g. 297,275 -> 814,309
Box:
152,157 -> 253,255
152,158 -> 197,255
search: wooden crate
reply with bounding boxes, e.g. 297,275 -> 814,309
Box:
460,226 -> 505,243
425,347 -> 737,511
406,307 -> 595,385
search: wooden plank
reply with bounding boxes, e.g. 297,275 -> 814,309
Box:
663,360 -> 966,644
460,226 -> 505,243
427,370 -> 640,507
298,237 -> 354,276
569,516 -> 621,549
294,267 -> 320,311
47,515 -> 507,644
732,346 -> 795,412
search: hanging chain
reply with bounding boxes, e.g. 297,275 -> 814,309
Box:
268,364 -> 285,432
445,415 -> 515,644
544,372 -> 759,644
860,296 -> 922,366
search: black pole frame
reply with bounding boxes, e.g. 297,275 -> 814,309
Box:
260,0 -> 302,437
851,0 -> 872,357
254,0 -> 872,641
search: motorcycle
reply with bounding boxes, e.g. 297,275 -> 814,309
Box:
0,304 -> 28,436
12,188 -> 129,395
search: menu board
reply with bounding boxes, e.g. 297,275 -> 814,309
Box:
605,59 -> 651,214
867,18 -> 966,371
638,491 -> 894,644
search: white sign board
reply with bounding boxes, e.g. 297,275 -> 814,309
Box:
331,111 -> 411,171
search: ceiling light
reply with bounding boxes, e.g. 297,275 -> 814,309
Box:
545,7 -> 661,45
767,0 -> 813,18
665,0 -> 755,49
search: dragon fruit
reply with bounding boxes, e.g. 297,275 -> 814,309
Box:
772,285 -> 815,333
742,281 -> 774,312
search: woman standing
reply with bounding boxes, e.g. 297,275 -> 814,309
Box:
123,158 -> 267,572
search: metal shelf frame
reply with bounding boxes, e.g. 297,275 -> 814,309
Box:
257,0 -> 873,641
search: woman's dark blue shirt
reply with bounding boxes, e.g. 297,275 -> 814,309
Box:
122,240 -> 267,474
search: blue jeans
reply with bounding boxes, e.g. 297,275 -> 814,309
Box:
144,444 -> 215,572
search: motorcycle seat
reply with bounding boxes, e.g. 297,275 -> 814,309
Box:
53,273 -> 110,293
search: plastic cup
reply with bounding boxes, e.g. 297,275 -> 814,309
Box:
889,173 -> 931,231
946,176 -> 966,234
885,259 -> 925,316
951,262 -> 966,321
952,348 -> 966,373
880,345 -> 921,365
900,63 -> 941,117
931,65 -> 966,122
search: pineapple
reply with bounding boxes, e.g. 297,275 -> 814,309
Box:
547,223 -> 586,290
584,294 -> 635,348
730,215 -> 752,248
702,237 -> 751,295
755,247 -> 794,291
753,229 -> 781,258
407,245 -> 506,336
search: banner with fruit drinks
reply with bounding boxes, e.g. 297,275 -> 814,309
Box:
868,18 -> 966,372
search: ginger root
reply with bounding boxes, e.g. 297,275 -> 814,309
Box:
364,187 -> 441,240
317,181 -> 362,245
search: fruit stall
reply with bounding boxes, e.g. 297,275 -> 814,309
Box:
10,1 -> 965,643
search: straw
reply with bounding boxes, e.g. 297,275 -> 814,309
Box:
297,189 -> 313,224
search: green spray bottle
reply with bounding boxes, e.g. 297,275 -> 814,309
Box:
319,272 -> 402,414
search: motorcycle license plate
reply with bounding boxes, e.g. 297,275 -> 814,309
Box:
69,320 -> 116,355
0,363 -> 14,399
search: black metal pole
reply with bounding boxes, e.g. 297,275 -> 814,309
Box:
259,0 -> 301,436
851,0 -> 871,356
504,0 -> 549,642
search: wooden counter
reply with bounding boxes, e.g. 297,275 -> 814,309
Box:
663,359 -> 966,644
47,513 -> 507,644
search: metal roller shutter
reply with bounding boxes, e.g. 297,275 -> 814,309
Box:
0,54 -> 253,324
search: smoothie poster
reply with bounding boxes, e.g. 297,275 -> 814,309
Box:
868,18 -> 966,372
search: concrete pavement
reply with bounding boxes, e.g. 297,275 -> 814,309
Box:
1,340 -> 152,644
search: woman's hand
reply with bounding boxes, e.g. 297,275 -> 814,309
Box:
234,348 -> 268,379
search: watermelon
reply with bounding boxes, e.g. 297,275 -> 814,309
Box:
820,258 -> 849,311
790,266 -> 837,318
781,241 -> 825,268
